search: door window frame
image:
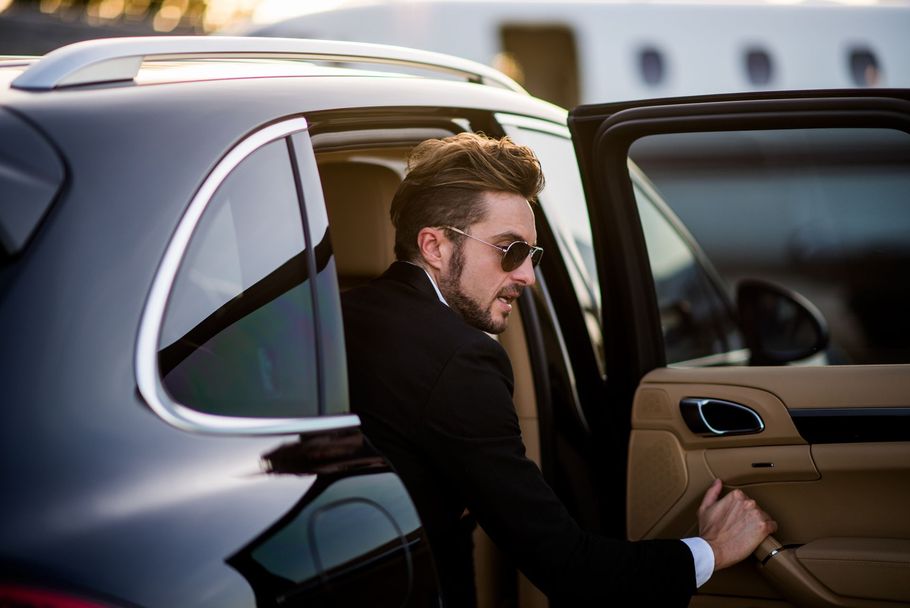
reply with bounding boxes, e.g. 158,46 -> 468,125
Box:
570,92 -> 910,385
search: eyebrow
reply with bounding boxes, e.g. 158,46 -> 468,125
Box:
491,230 -> 534,245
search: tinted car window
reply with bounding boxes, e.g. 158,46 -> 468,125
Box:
633,182 -> 741,364
290,131 -> 349,416
158,139 -> 320,417
630,127 -> 910,364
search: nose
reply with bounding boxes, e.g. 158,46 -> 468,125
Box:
510,255 -> 537,286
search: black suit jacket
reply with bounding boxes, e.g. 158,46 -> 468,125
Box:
342,262 -> 695,606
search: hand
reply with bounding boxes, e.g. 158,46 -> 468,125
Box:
698,479 -> 778,571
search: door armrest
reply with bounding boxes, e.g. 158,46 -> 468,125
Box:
795,537 -> 910,604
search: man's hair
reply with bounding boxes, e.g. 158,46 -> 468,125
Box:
389,132 -> 545,262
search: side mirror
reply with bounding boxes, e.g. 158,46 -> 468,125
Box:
736,279 -> 829,365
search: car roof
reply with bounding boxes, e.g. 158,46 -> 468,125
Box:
0,36 -> 567,124
0,35 -> 566,265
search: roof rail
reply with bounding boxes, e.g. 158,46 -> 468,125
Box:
11,36 -> 526,93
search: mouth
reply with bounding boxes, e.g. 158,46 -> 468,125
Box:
495,287 -> 522,311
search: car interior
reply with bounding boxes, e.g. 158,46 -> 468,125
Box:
311,119 -> 549,607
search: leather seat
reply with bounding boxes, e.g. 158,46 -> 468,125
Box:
318,161 -> 402,288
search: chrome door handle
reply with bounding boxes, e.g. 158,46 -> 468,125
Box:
680,398 -> 765,436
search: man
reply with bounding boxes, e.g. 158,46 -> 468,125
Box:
342,133 -> 776,606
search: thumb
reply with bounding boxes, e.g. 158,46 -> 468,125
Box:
699,478 -> 723,514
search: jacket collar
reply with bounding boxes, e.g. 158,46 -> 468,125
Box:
380,260 -> 441,302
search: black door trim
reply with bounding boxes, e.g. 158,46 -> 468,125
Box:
790,407 -> 910,443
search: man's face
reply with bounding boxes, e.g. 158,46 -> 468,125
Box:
438,191 -> 538,334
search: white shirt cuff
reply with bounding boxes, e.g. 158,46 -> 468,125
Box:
681,537 -> 715,588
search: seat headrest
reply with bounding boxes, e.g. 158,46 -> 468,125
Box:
319,161 -> 402,281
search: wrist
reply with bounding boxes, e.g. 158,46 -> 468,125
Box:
705,538 -> 725,570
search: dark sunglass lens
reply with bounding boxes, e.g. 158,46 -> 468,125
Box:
502,242 -> 530,272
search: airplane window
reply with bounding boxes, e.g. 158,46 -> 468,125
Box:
639,47 -> 665,86
848,48 -> 882,87
745,48 -> 774,85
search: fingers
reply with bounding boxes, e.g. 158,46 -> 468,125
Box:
697,483 -> 780,570
698,478 -> 723,514
754,501 -> 778,536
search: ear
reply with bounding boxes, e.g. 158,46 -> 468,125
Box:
416,227 -> 448,272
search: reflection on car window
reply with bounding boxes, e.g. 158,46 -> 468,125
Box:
633,181 -> 741,364
630,127 -> 910,364
158,139 -> 320,417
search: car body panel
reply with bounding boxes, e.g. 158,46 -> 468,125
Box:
1,67 -> 450,606
0,107 -> 64,256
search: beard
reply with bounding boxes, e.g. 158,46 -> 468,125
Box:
438,244 -> 520,334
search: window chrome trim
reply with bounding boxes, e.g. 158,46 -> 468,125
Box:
135,117 -> 360,435
495,113 -> 570,139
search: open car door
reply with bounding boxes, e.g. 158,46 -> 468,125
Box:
568,90 -> 910,607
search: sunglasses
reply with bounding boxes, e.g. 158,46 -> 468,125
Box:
443,226 -> 543,272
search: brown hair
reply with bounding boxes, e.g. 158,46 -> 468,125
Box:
389,132 -> 544,262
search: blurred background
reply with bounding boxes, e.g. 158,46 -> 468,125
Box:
3,0 -> 909,363
3,0 -> 909,104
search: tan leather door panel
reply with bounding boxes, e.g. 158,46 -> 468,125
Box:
627,365 -> 910,606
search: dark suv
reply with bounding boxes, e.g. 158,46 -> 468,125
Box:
2,36 -> 909,608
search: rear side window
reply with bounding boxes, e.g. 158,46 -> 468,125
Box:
158,139 -> 319,418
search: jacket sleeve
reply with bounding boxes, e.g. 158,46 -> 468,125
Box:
420,334 -> 696,605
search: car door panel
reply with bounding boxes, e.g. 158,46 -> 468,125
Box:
630,367 -> 910,533
630,367 -> 910,606
568,91 -> 910,607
